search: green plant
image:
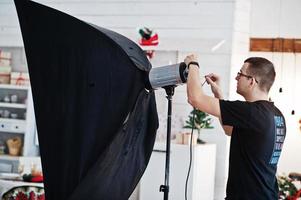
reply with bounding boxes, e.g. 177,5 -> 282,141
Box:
278,174 -> 298,199
183,109 -> 213,144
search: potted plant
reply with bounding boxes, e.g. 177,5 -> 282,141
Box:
183,109 -> 213,144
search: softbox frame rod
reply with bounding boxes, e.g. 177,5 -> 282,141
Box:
159,85 -> 175,200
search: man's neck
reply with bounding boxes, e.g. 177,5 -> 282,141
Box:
244,90 -> 269,102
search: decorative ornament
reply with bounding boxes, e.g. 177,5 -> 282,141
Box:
291,43 -> 297,115
138,27 -> 159,46
144,50 -> 155,60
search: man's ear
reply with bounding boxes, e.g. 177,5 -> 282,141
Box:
251,77 -> 257,86
248,78 -> 256,88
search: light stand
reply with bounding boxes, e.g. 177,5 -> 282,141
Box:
159,85 -> 176,200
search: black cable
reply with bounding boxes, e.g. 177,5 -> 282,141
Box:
184,109 -> 195,200
185,79 -> 207,200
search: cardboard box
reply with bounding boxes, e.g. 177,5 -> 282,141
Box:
0,60 -> 11,67
175,132 -> 197,145
10,72 -> 30,86
0,51 -> 12,59
0,51 -> 12,66
0,66 -> 11,84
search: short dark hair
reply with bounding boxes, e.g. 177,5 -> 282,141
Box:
244,57 -> 276,92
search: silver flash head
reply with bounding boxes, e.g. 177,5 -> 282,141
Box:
147,62 -> 188,90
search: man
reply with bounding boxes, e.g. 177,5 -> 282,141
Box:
185,55 -> 286,199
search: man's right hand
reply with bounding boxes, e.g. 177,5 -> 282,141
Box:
205,73 -> 232,136
205,73 -> 223,99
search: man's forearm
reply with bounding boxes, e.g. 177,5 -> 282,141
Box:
214,92 -> 223,99
187,65 -> 204,105
213,91 -> 233,136
185,55 -> 221,117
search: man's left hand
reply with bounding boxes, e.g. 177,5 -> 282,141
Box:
184,54 -> 198,67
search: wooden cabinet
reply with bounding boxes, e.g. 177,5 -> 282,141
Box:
139,143 -> 216,200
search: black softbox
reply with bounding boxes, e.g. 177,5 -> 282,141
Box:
14,0 -> 159,199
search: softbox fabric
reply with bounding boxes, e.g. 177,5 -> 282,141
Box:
14,1 -> 159,200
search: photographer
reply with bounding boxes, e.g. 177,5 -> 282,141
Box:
185,54 -> 286,199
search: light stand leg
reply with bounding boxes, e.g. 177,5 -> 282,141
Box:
159,85 -> 175,200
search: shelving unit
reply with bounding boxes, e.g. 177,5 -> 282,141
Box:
0,84 -> 38,160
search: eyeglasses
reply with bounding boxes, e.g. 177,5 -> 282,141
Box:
237,72 -> 258,83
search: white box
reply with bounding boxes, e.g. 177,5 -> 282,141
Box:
10,72 -> 30,86
0,51 -> 12,67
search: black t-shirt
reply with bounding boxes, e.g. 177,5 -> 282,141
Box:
220,100 -> 286,200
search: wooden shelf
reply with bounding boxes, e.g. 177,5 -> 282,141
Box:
0,84 -> 29,90
0,118 -> 26,134
0,154 -> 21,160
0,118 -> 26,123
0,102 -> 26,109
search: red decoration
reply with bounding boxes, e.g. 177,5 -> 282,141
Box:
139,27 -> 159,46
37,194 -> 45,200
29,191 -> 36,200
31,175 -> 44,183
145,50 -> 155,59
15,191 -> 28,200
139,34 -> 159,46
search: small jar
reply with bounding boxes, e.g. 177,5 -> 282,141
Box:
10,94 -> 18,103
0,142 -> 5,155
10,113 -> 18,119
3,110 -> 10,118
3,95 -> 10,103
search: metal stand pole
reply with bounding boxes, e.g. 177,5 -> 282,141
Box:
159,85 -> 175,200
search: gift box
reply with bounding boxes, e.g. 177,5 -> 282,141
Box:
0,50 -> 12,66
175,132 -> 197,145
0,66 -> 11,84
10,72 -> 30,86
0,59 -> 11,67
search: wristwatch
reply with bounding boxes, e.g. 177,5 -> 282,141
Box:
187,61 -> 199,69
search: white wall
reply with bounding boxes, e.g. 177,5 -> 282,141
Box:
250,0 -> 301,38
0,0 -> 234,52
249,0 -> 301,175
229,0 -> 251,100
